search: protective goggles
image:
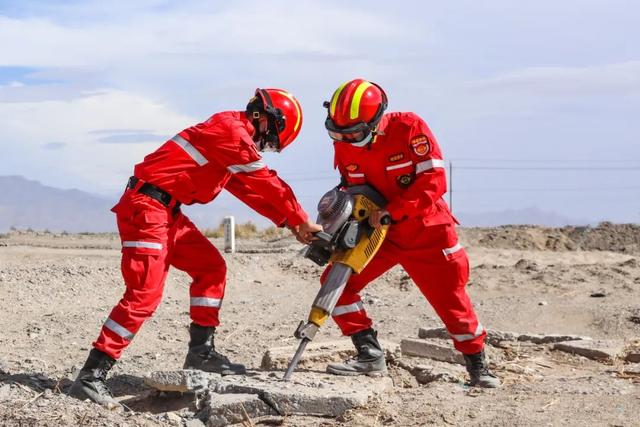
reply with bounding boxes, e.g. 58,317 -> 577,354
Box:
324,118 -> 374,144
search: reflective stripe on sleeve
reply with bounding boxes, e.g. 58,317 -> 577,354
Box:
416,159 -> 445,174
348,172 -> 365,178
104,318 -> 135,341
122,241 -> 163,250
190,297 -> 222,308
385,161 -> 413,171
227,160 -> 266,174
449,323 -> 484,342
171,135 -> 209,166
332,301 -> 364,316
442,243 -> 463,257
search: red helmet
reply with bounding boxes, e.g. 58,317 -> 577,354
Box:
324,79 -> 387,145
246,88 -> 303,152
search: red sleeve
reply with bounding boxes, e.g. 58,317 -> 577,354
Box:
385,116 -> 447,221
227,167 -> 308,227
213,126 -> 308,227
225,175 -> 288,226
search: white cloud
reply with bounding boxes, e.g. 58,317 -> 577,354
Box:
0,2 -> 411,68
467,61 -> 640,96
0,89 -> 195,192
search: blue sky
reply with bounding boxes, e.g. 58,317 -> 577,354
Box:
1,0 -> 639,225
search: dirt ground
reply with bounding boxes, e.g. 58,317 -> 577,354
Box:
1,224 -> 639,426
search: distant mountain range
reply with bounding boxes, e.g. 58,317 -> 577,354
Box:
0,176 -> 116,233
0,175 -> 591,233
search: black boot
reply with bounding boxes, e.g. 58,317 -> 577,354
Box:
463,350 -> 501,388
68,348 -> 120,408
326,328 -> 387,376
183,323 -> 246,375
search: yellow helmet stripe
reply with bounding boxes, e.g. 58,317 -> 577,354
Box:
277,90 -> 301,132
330,80 -> 349,117
350,81 -> 373,120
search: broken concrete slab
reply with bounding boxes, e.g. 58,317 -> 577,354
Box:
400,338 -> 465,364
203,393 -> 275,427
146,370 -> 393,420
145,370 -> 214,393
261,339 -> 400,370
552,339 -> 625,361
417,327 -> 589,347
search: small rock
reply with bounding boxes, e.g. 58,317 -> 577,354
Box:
619,258 -> 638,268
553,339 -> 624,362
590,291 -> 607,298
413,366 -> 461,384
185,419 -> 206,427
538,301 -> 547,306
0,384 -> 11,399
515,259 -> 539,271
628,316 -> 640,325
163,412 -> 182,425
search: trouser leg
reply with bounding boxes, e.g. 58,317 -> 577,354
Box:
324,244 -> 397,336
93,250 -> 170,359
401,246 -> 485,354
169,215 -> 227,327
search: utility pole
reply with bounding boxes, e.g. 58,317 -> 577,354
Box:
449,161 -> 453,213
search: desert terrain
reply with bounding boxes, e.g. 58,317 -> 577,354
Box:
1,223 -> 639,426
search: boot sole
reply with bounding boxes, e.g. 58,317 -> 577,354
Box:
326,366 -> 388,377
68,382 -> 122,408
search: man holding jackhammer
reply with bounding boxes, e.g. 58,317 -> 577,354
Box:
319,79 -> 500,388
69,88 -> 322,406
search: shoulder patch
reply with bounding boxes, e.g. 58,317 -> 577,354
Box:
345,164 -> 359,172
410,134 -> 430,156
388,153 -> 404,162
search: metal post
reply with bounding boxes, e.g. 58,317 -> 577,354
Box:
223,216 -> 235,253
449,161 -> 453,213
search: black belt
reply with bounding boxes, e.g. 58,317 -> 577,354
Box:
127,176 -> 181,213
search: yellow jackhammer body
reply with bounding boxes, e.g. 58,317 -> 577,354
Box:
283,185 -> 390,381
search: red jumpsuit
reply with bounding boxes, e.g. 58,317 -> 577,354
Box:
94,111 -> 307,359
323,112 -> 485,355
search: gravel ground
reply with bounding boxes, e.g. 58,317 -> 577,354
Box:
1,224 -> 639,426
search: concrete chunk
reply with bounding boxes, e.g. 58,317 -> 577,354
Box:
552,339 -> 625,361
204,393 -> 275,427
417,327 -> 587,347
210,371 -> 393,417
145,370 -> 393,420
400,338 -> 465,364
261,339 -> 400,370
144,369 -> 214,392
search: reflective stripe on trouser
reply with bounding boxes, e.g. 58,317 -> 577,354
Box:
322,224 -> 486,354
94,192 -> 227,359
